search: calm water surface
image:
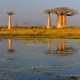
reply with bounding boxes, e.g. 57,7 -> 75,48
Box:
0,38 -> 80,80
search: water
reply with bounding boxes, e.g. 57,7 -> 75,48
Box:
0,38 -> 80,80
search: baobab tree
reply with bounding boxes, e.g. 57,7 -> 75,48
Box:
44,10 -> 52,28
44,7 -> 78,28
7,12 -> 14,29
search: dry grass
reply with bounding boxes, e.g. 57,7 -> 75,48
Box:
0,27 -> 80,38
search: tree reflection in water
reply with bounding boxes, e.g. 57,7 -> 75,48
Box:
47,41 -> 77,56
8,39 -> 14,53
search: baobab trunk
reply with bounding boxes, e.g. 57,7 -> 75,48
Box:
62,15 -> 66,28
8,15 -> 12,29
47,13 -> 51,29
57,15 -> 62,28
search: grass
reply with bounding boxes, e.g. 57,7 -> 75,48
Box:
0,27 -> 80,39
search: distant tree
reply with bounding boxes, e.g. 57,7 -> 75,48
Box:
15,22 -> 19,27
24,22 -> 27,27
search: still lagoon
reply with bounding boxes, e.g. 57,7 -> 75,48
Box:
0,38 -> 80,80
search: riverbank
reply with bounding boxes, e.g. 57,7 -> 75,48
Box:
0,27 -> 80,39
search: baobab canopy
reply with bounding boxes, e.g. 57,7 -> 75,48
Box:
44,7 -> 79,28
7,12 -> 15,15
44,7 -> 78,16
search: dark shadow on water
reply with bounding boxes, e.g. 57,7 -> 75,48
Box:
42,72 -> 80,80
6,57 -> 18,61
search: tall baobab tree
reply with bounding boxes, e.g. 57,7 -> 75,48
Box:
44,7 -> 78,28
7,12 -> 14,29
44,10 -> 52,29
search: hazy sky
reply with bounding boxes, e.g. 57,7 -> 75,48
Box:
0,0 -> 80,26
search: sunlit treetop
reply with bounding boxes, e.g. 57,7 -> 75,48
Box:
44,7 -> 78,16
7,12 -> 15,15
44,9 -> 52,14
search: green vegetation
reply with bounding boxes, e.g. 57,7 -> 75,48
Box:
0,27 -> 80,39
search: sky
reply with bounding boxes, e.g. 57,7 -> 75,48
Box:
0,0 -> 80,26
